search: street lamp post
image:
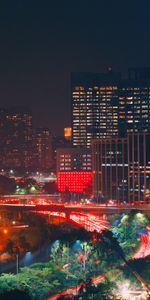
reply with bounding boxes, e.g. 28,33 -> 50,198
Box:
14,247 -> 20,275
16,253 -> 19,274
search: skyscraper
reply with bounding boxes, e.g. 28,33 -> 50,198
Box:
92,138 -> 128,203
92,132 -> 150,203
128,132 -> 150,203
71,71 -> 121,148
0,107 -> 33,169
35,128 -> 52,170
119,68 -> 150,137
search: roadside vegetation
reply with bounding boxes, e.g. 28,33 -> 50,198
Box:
0,211 -> 149,299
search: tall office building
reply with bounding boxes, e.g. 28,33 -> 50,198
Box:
0,107 -> 33,169
119,68 -> 150,137
71,68 -> 150,203
92,132 -> 150,203
35,128 -> 52,170
92,138 -> 128,203
71,71 -> 121,148
128,132 -> 150,203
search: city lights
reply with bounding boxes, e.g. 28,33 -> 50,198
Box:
0,2 -> 150,299
57,172 -> 92,193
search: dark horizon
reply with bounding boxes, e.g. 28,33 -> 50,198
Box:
0,1 -> 150,134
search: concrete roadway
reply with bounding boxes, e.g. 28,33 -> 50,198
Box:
0,202 -> 150,215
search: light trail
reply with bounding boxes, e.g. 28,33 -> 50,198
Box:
132,227 -> 150,259
34,211 -> 66,218
48,275 -> 105,300
69,212 -> 109,232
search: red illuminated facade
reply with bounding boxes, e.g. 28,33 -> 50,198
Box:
57,172 -> 92,194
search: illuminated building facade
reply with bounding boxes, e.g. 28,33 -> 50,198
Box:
92,138 -> 128,203
0,107 -> 33,169
57,147 -> 92,172
35,128 -> 52,170
57,172 -> 92,194
64,127 -> 72,141
92,132 -> 150,203
57,147 -> 92,194
71,71 -> 121,148
119,68 -> 150,137
128,132 -> 150,203
52,135 -> 72,172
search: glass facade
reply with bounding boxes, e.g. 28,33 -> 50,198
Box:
92,133 -> 150,203
92,138 -> 128,203
119,83 -> 150,137
71,72 -> 120,148
128,133 -> 150,203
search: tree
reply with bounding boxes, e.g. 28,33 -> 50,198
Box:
77,280 -> 123,300
123,257 -> 150,285
0,175 -> 16,195
0,290 -> 31,300
101,230 -> 150,294
15,177 -> 40,194
111,212 -> 149,258
5,239 -> 15,254
43,181 -> 58,194
0,263 -> 66,300
19,235 -> 30,252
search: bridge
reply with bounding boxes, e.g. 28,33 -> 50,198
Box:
0,202 -> 150,215
0,194 -> 61,201
0,194 -> 150,216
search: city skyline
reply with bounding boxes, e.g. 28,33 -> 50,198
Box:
1,1 -> 150,134
0,2 -> 150,299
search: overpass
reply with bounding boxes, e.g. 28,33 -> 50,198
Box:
0,194 -> 61,201
0,203 -> 150,215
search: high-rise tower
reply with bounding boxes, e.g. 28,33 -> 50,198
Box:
0,107 -> 33,169
71,71 -> 121,148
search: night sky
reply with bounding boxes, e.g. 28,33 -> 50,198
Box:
0,0 -> 150,134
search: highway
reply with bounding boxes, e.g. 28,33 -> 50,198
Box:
0,196 -> 149,299
0,202 -> 150,215
69,212 -> 109,232
133,226 -> 150,259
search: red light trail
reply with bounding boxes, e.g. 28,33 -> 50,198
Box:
132,227 -> 150,259
48,275 -> 105,300
69,213 -> 109,232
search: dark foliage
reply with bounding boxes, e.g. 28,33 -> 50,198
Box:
0,289 -> 31,300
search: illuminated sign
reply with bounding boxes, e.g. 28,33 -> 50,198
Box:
57,172 -> 92,194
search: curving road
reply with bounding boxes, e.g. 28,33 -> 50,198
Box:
48,275 -> 105,300
133,227 -> 150,259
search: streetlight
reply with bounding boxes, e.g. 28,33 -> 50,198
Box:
15,247 -> 20,274
16,252 -> 19,274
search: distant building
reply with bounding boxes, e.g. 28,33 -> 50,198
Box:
35,128 -> 52,170
0,107 -> 33,169
64,127 -> 72,141
57,147 -> 92,194
52,135 -> 72,172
